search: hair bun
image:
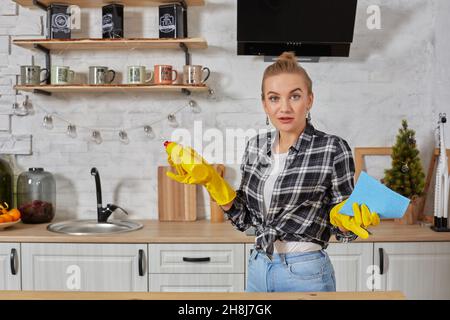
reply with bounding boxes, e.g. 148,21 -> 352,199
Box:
277,51 -> 297,62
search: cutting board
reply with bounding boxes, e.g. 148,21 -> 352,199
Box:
158,166 -> 197,221
210,164 -> 226,223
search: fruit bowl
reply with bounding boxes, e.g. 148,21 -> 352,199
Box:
0,219 -> 21,230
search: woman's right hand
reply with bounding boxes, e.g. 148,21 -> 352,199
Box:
330,200 -> 380,239
164,141 -> 237,206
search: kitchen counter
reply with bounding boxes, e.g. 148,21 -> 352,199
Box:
0,290 -> 405,300
0,220 -> 449,243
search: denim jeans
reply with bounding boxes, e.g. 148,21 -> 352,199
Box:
246,248 -> 336,292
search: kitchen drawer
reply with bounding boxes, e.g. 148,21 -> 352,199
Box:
149,274 -> 245,292
149,244 -> 245,274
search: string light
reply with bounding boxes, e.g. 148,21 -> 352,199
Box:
119,130 -> 129,144
42,114 -> 53,130
167,113 -> 179,128
67,124 -> 77,138
144,125 -> 155,139
207,88 -> 216,101
189,100 -> 201,113
12,96 -> 207,144
91,130 -> 102,144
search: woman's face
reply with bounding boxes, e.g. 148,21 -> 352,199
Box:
262,73 -> 314,134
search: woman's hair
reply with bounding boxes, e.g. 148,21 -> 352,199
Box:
261,51 -> 313,100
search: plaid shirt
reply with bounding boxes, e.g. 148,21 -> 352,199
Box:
224,121 -> 358,256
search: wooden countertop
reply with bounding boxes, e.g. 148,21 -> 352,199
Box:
0,290 -> 405,300
0,219 -> 448,243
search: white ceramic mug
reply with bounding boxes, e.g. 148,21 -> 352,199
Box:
127,66 -> 154,84
51,66 -> 75,85
183,65 -> 210,85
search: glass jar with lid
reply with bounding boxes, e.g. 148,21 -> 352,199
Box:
17,168 -> 56,224
0,157 -> 13,208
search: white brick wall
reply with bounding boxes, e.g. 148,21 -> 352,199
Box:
0,0 -> 448,220
0,0 -> 17,16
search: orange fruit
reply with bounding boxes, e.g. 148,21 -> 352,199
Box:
1,214 -> 12,222
7,209 -> 21,221
0,216 -> 5,223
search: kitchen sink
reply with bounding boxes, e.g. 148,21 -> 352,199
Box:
47,219 -> 143,235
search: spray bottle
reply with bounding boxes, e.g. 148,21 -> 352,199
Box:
164,141 -> 211,183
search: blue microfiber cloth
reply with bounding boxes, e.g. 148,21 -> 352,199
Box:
340,171 -> 411,219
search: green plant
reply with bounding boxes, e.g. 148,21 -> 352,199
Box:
383,120 -> 425,198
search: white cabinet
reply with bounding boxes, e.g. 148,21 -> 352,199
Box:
21,243 -> 147,292
0,243 -> 21,290
149,244 -> 245,292
374,242 -> 450,300
326,243 -> 373,292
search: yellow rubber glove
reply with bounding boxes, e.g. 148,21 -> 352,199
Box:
164,141 -> 237,206
330,200 -> 380,239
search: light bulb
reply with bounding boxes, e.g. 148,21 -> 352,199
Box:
167,114 -> 179,128
144,125 -> 155,139
188,100 -> 201,113
43,115 -> 53,130
207,88 -> 216,101
119,130 -> 129,144
67,124 -> 77,138
91,130 -> 102,144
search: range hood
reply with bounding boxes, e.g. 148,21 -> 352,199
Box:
237,0 -> 358,58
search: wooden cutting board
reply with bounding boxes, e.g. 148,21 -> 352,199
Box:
158,166 -> 197,221
210,164 -> 225,223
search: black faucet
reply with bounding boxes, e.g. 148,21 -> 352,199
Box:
90,167 -> 128,223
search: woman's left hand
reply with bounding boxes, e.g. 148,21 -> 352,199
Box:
330,200 -> 380,239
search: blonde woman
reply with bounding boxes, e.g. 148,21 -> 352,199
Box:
165,52 -> 379,292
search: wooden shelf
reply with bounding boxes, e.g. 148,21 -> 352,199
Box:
13,0 -> 205,8
13,38 -> 208,51
15,84 -> 210,94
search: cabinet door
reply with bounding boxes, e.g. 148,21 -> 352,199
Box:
326,243 -> 374,292
375,242 -> 450,300
22,243 -> 147,292
0,243 -> 21,290
150,274 -> 245,292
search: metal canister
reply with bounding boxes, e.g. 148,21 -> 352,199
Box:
102,3 -> 124,39
159,4 -> 187,39
47,4 -> 71,39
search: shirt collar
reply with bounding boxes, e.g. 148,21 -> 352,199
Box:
266,121 -> 315,156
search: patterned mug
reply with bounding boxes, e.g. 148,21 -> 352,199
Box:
154,65 -> 178,85
127,66 -> 153,84
51,66 -> 75,85
183,65 -> 210,85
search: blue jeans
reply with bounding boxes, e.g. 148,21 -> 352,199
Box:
246,249 -> 336,292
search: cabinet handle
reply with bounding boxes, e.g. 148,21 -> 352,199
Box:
182,257 -> 211,263
10,248 -> 17,275
379,248 -> 384,275
138,249 -> 145,276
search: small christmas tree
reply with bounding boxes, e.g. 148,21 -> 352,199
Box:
383,120 -> 425,198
